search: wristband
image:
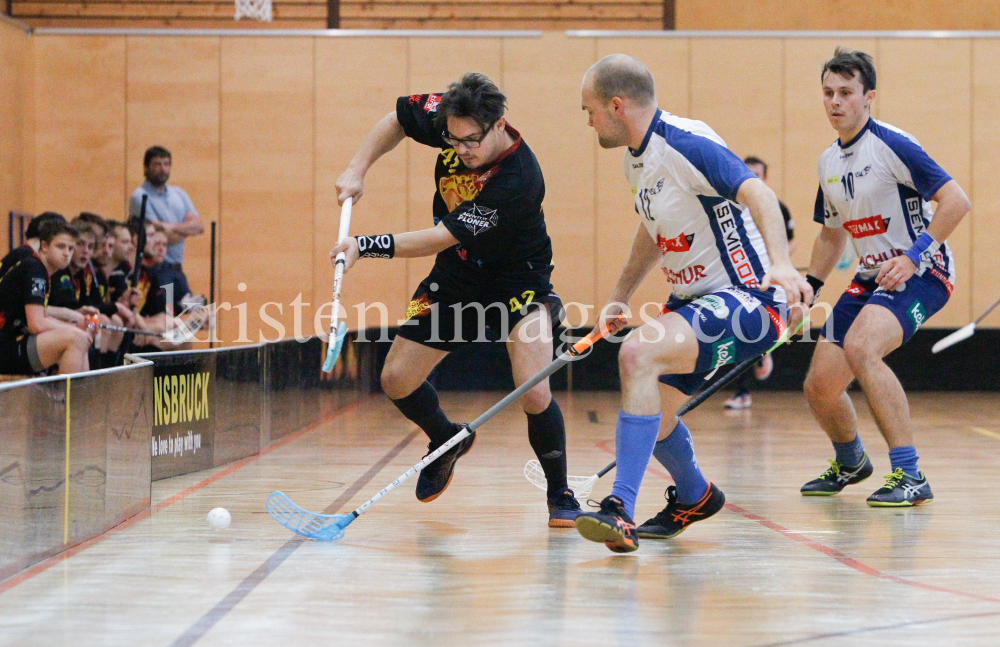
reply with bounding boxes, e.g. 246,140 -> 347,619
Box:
903,232 -> 940,274
355,234 -> 395,259
805,274 -> 824,301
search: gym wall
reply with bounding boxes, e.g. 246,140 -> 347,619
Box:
3,26 -> 999,343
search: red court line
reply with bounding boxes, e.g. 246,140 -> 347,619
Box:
0,395 -> 374,596
594,440 -> 1000,605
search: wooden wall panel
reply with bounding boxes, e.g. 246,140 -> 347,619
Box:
313,38 -> 409,332
126,36 -> 220,299
783,38 -> 878,321
33,35 -> 126,221
0,21 -> 32,254
404,37 -> 502,298
595,38 -> 690,323
971,40 -> 1000,328
219,37 -> 314,344
878,39 -> 972,328
504,32 -> 596,311
677,0 -> 1000,31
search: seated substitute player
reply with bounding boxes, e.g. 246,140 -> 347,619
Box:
0,221 -> 95,375
1,211 -> 67,278
800,48 -> 971,506
331,72 -> 583,527
573,54 -> 811,552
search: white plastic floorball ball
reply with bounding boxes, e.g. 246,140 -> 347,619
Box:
207,507 -> 232,529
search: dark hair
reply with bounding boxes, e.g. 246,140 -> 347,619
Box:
743,156 -> 767,177
70,220 -> 95,241
38,221 -> 78,245
822,47 -> 876,93
434,73 -> 507,134
77,212 -> 109,235
109,220 -> 129,233
25,211 -> 66,239
589,54 -> 657,107
144,145 -> 171,167
127,218 -> 149,237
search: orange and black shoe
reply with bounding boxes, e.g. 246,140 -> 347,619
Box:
574,495 -> 638,553
415,426 -> 476,503
637,483 -> 725,539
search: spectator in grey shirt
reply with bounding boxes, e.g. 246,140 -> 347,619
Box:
129,146 -> 204,302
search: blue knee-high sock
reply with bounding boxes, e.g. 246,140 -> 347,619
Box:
833,434 -> 866,467
651,419 -> 710,505
888,446 -> 920,478
610,410 -> 662,519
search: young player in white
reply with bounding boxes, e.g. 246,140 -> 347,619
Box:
801,48 -> 971,506
573,54 -> 812,553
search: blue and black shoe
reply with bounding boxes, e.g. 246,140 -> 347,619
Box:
415,427 -> 476,503
547,488 -> 582,528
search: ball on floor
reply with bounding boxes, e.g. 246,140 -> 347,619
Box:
207,507 -> 231,529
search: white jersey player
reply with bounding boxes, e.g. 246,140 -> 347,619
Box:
572,54 -> 811,554
801,48 -> 971,508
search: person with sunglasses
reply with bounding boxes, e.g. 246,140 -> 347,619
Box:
332,72 -> 582,529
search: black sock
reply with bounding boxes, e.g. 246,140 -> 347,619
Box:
526,399 -> 568,498
390,381 -> 455,446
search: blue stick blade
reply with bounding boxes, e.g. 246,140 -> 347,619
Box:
321,322 -> 348,373
266,491 -> 353,541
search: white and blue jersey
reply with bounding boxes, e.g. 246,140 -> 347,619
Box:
815,118 -> 955,291
625,110 -> 784,304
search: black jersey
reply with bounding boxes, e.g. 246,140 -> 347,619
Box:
47,268 -> 77,309
1,245 -> 34,279
779,200 -> 795,242
396,93 -> 553,293
137,261 -> 167,317
107,260 -> 130,304
0,254 -> 49,342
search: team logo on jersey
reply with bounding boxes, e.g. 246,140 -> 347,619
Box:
408,94 -> 422,106
712,201 -> 759,288
711,337 -> 736,369
656,232 -> 694,254
844,215 -> 890,239
908,301 -> 926,330
845,282 -> 865,296
424,94 -> 441,112
455,204 -> 498,235
438,166 -> 500,211
30,277 -> 47,298
855,165 -> 872,177
648,178 -> 665,196
662,265 -> 706,285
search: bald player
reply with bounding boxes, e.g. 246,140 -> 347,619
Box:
573,54 -> 811,553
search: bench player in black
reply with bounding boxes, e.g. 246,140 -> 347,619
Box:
332,73 -> 582,527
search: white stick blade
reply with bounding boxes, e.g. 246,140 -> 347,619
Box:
523,460 -> 548,492
931,323 -> 975,354
568,474 -> 598,499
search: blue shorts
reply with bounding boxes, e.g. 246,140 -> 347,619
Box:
657,286 -> 786,396
823,271 -> 951,348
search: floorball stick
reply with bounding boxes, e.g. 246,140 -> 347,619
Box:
322,197 -> 353,373
931,293 -> 1000,353
525,315 -> 809,497
267,315 -> 627,540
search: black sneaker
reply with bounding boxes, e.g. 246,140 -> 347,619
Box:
574,495 -> 638,553
547,488 -> 582,528
866,468 -> 934,507
637,483 -> 726,539
800,453 -> 874,496
415,427 -> 476,503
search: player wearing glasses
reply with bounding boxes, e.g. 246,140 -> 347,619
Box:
331,72 -> 582,527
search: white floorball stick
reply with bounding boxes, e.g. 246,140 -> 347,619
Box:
931,293 -> 1000,353
322,197 -> 353,373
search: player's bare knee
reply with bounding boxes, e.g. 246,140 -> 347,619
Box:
617,336 -> 647,380
803,371 -> 831,404
380,365 -> 413,400
843,334 -> 877,373
520,384 -> 551,415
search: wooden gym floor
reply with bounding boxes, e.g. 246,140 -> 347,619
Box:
1,391 -> 999,646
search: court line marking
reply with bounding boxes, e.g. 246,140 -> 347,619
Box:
971,426 -> 1000,440
594,440 -> 1000,605
750,609 -> 1000,647
169,429 -> 420,647
0,394 -> 374,596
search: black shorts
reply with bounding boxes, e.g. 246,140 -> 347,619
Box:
0,335 -> 45,375
396,271 -> 563,352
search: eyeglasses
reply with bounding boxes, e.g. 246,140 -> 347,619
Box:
441,120 -> 497,149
